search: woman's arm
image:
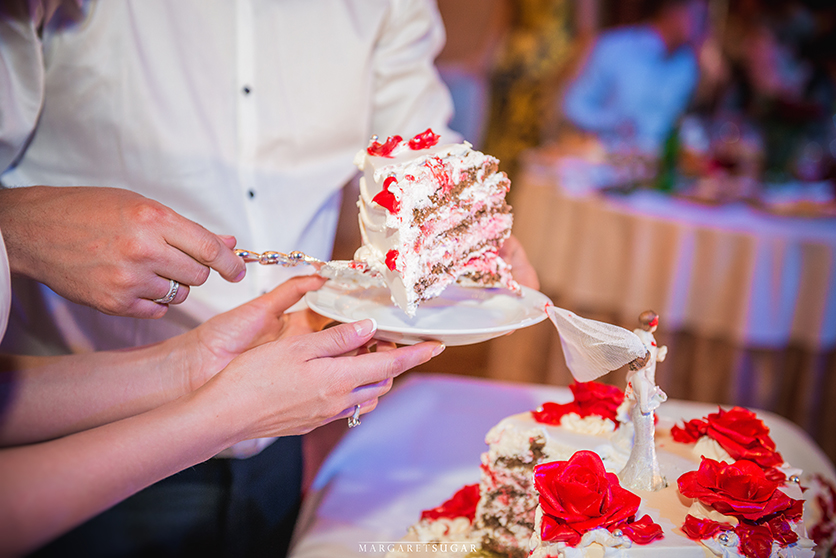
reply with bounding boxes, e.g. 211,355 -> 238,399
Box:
0,317 -> 442,555
0,275 -> 331,446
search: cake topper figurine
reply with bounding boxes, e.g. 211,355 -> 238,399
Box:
618,311 -> 668,491
545,305 -> 668,491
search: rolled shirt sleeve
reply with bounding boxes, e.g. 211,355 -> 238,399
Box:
370,0 -> 459,142
0,0 -> 46,175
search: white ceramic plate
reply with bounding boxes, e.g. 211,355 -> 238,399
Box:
305,282 -> 552,346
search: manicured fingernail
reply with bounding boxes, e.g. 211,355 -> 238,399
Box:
234,269 -> 246,282
432,344 -> 446,357
353,319 -> 377,337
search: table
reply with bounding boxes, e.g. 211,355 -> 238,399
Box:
513,152 -> 836,350
288,374 -> 836,557
497,151 -> 836,448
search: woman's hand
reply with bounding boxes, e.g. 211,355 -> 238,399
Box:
182,275 -> 332,389
199,319 -> 444,440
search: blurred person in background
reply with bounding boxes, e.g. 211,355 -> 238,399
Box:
559,0 -> 706,155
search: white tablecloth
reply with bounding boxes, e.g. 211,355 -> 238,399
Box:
513,155 -> 836,349
288,374 -> 836,558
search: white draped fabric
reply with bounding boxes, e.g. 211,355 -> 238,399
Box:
513,153 -> 836,350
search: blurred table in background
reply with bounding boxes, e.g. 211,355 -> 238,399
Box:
487,147 -> 836,460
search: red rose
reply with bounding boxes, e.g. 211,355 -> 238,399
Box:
681,515 -> 733,540
532,382 -> 624,426
420,484 -> 480,522
535,451 -> 640,546
678,458 -> 798,522
706,407 -> 783,469
671,418 -> 709,443
367,135 -> 403,157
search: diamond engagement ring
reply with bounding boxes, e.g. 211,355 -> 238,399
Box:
153,279 -> 180,304
347,405 -> 361,428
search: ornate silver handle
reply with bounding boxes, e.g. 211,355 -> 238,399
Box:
234,249 -> 323,267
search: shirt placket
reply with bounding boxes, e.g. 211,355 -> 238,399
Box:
236,0 -> 269,295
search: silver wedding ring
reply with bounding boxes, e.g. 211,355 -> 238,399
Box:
153,279 -> 180,304
347,405 -> 361,428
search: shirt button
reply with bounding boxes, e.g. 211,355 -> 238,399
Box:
242,85 -> 252,95
248,189 -> 255,199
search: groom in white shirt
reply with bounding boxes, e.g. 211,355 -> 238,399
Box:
0,1 -> 462,556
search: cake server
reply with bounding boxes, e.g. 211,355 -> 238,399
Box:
234,248 -> 383,287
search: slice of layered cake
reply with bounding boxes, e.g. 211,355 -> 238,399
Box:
354,129 -> 519,317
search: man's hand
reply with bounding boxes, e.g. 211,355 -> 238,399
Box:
499,235 -> 540,290
0,186 -> 246,318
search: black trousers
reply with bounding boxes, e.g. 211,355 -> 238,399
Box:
32,436 -> 303,558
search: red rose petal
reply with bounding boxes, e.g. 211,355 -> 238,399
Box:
385,250 -> 399,271
408,128 -> 441,150
420,484 -> 480,522
371,176 -> 400,213
671,418 -> 709,443
736,523 -> 774,558
532,382 -> 623,426
541,514 -> 582,547
681,514 -> 733,540
367,135 -> 403,157
618,515 -> 664,544
766,515 -> 799,546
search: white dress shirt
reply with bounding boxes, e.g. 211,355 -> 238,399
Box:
0,0 -> 455,353
562,25 -> 698,154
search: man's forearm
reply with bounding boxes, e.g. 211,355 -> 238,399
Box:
0,185 -> 45,278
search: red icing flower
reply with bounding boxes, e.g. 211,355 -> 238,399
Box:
367,135 -> 403,157
671,407 -> 783,470
532,382 -> 624,426
385,249 -> 399,271
535,451 -> 662,547
706,407 -> 783,469
372,176 -> 400,213
681,515 -> 733,540
420,484 -> 480,523
671,418 -> 709,443
677,458 -> 798,522
408,128 -> 441,150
